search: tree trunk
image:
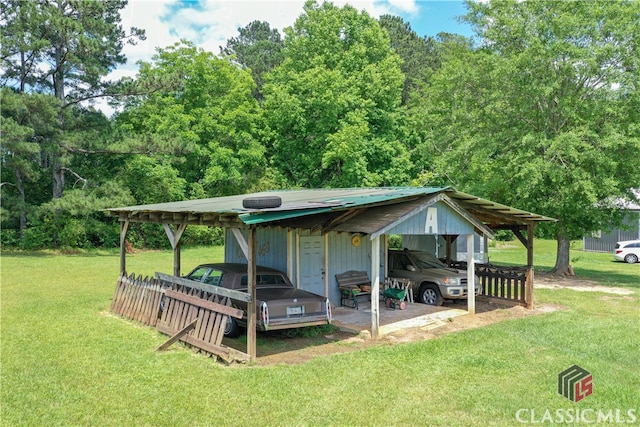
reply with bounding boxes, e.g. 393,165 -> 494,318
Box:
52,160 -> 65,199
15,169 -> 27,238
551,232 -> 572,275
52,35 -> 65,200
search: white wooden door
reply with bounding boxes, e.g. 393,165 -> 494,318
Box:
299,236 -> 325,296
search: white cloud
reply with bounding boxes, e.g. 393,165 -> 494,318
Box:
119,0 -> 310,71
98,0 -> 417,115
119,0 -> 178,73
386,0 -> 418,14
116,0 -> 416,73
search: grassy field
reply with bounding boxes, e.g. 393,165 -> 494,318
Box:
1,241 -> 638,426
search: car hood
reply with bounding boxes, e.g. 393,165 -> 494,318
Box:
416,267 -> 467,278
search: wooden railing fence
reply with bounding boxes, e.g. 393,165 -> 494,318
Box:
110,272 -> 163,327
443,261 -> 532,308
476,264 -> 529,306
110,272 -> 249,364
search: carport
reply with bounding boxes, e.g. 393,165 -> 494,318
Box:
107,186 -> 554,361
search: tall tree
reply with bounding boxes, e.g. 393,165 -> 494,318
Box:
379,15 -> 453,105
262,0 -> 410,188
1,0 -> 145,199
419,0 -> 640,274
116,42 -> 266,197
0,89 -> 59,238
221,20 -> 284,99
401,31 -> 477,183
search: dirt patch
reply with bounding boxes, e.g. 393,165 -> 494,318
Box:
231,274 -> 635,366
246,302 -> 558,366
534,272 -> 634,295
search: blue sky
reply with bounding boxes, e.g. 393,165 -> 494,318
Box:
117,0 -> 473,74
158,0 -> 473,38
100,0 -> 472,114
404,1 -> 473,38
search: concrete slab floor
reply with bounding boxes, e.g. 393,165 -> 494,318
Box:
331,299 -> 469,336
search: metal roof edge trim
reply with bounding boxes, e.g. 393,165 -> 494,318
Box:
450,190 -> 557,222
239,207 -> 335,225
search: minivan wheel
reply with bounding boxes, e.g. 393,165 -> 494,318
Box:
624,253 -> 638,264
419,284 -> 443,306
224,317 -> 241,338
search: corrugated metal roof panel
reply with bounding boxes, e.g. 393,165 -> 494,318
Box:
105,186 -> 556,227
106,187 -> 449,217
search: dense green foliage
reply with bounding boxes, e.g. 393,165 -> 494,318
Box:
409,0 -> 640,272
117,42 -> 266,197
262,1 -> 410,187
221,20 -> 284,99
1,0 -> 145,248
1,0 -> 639,274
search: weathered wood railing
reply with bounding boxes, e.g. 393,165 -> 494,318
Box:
111,272 -> 163,327
110,272 -> 250,363
476,264 -> 530,306
444,261 -> 532,308
155,273 -> 249,364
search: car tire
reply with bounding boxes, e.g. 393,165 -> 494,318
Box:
242,196 -> 282,209
624,253 -> 638,264
419,284 -> 443,306
224,316 -> 241,338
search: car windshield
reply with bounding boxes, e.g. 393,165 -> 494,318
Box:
187,266 -> 209,282
411,252 -> 447,269
203,269 -> 223,285
186,267 -> 224,286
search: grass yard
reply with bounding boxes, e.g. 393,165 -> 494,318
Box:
1,241 -> 639,426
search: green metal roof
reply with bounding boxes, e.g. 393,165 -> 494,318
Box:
106,186 -> 555,228
238,187 -> 449,225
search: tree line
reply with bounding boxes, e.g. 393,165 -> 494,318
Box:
2,0 -> 639,274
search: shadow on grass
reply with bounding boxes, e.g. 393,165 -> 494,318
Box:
1,249 -> 144,258
222,326 -> 357,358
574,264 -> 640,288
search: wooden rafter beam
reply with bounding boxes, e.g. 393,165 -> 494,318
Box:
322,208 -> 364,233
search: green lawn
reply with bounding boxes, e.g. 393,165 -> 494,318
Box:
1,242 -> 638,426
488,239 -> 640,288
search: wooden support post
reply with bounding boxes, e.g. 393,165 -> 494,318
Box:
119,220 -> 130,275
174,243 -> 181,278
526,223 -> 535,309
247,225 -> 257,362
230,227 -> 248,260
467,234 -> 476,314
527,223 -> 534,267
164,223 -> 187,277
526,268 -> 534,309
370,235 -> 380,339
444,235 -> 458,266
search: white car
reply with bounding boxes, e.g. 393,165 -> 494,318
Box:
614,240 -> 640,264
